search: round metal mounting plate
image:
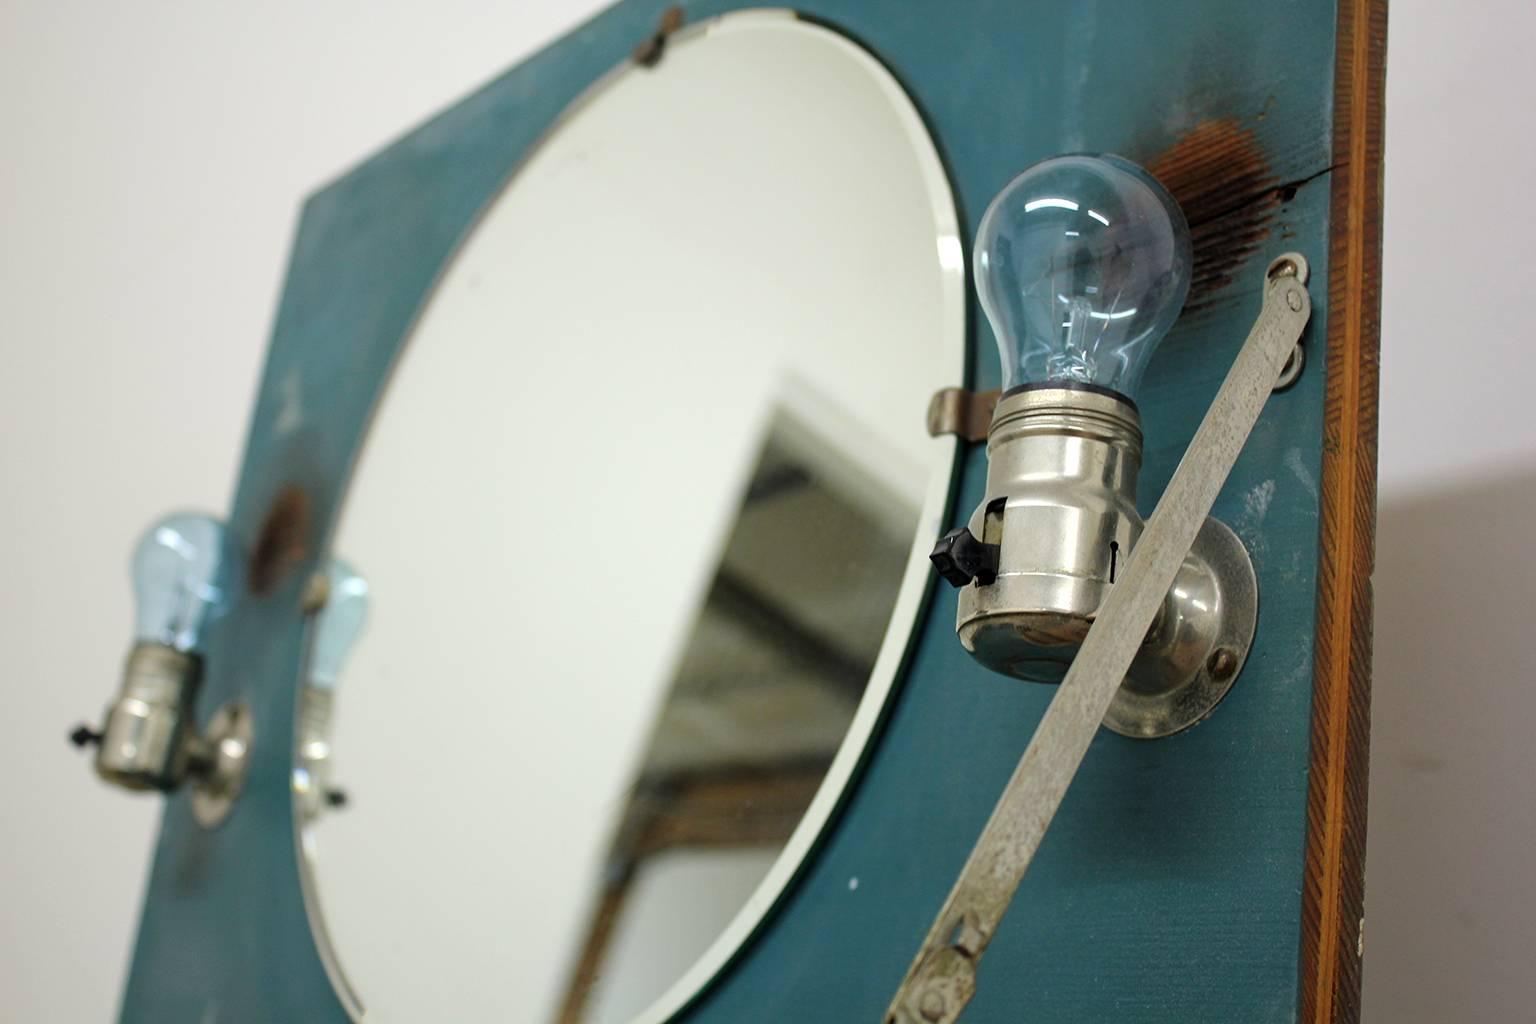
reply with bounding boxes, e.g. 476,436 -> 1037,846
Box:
1103,516 -> 1258,738
191,700 -> 254,829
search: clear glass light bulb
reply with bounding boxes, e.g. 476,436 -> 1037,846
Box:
974,153 -> 1192,403
130,513 -> 235,652
309,560 -> 369,690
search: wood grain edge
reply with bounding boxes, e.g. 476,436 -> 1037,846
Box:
1298,0 -> 1387,1021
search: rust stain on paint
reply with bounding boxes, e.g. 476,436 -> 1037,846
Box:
1147,118 -> 1280,311
248,486 -> 312,594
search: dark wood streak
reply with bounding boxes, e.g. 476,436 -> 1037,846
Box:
248,486 -> 312,594
1299,1 -> 1388,1022
1148,118 -> 1280,313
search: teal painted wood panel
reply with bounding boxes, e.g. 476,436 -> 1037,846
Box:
121,1 -> 1340,1021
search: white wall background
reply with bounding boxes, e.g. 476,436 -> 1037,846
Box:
0,1 -> 1529,1021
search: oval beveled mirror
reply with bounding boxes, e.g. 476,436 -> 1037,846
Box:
295,11 -> 963,1023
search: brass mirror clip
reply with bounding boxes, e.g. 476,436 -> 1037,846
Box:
633,6 -> 685,68
926,387 -> 1000,443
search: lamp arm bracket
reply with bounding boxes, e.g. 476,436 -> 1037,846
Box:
884,253 -> 1313,1024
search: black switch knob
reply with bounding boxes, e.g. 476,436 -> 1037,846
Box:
930,527 -> 1000,588
69,724 -> 103,749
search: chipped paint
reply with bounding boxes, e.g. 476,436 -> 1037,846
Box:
1245,478 -> 1277,525
1285,447 -> 1320,502
273,368 -> 305,438
1233,478 -> 1278,565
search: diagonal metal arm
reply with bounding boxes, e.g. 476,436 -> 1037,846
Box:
885,254 -> 1313,1024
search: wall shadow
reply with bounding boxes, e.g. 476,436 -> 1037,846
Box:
1362,463 -> 1536,1023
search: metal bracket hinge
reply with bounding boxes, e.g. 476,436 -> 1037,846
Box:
633,6 -> 685,68
927,387 -> 1000,443
885,254 -> 1313,1024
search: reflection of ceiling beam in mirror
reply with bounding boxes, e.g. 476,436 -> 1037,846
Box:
629,763 -> 833,859
764,371 -> 926,540
633,399 -> 916,779
561,378 -> 928,1015
743,463 -> 813,505
707,568 -> 868,702
556,763 -> 830,1024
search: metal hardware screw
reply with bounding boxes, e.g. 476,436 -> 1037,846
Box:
1273,343 -> 1306,391
1206,647 -> 1238,681
1286,289 -> 1304,312
1268,255 -> 1302,280
300,571 -> 331,614
919,990 -> 947,1022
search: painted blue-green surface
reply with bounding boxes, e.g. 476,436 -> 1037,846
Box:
122,2 -> 1339,1021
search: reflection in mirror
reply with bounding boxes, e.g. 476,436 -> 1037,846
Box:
298,11 -> 963,1024
295,561 -> 369,823
557,382 -> 918,1021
